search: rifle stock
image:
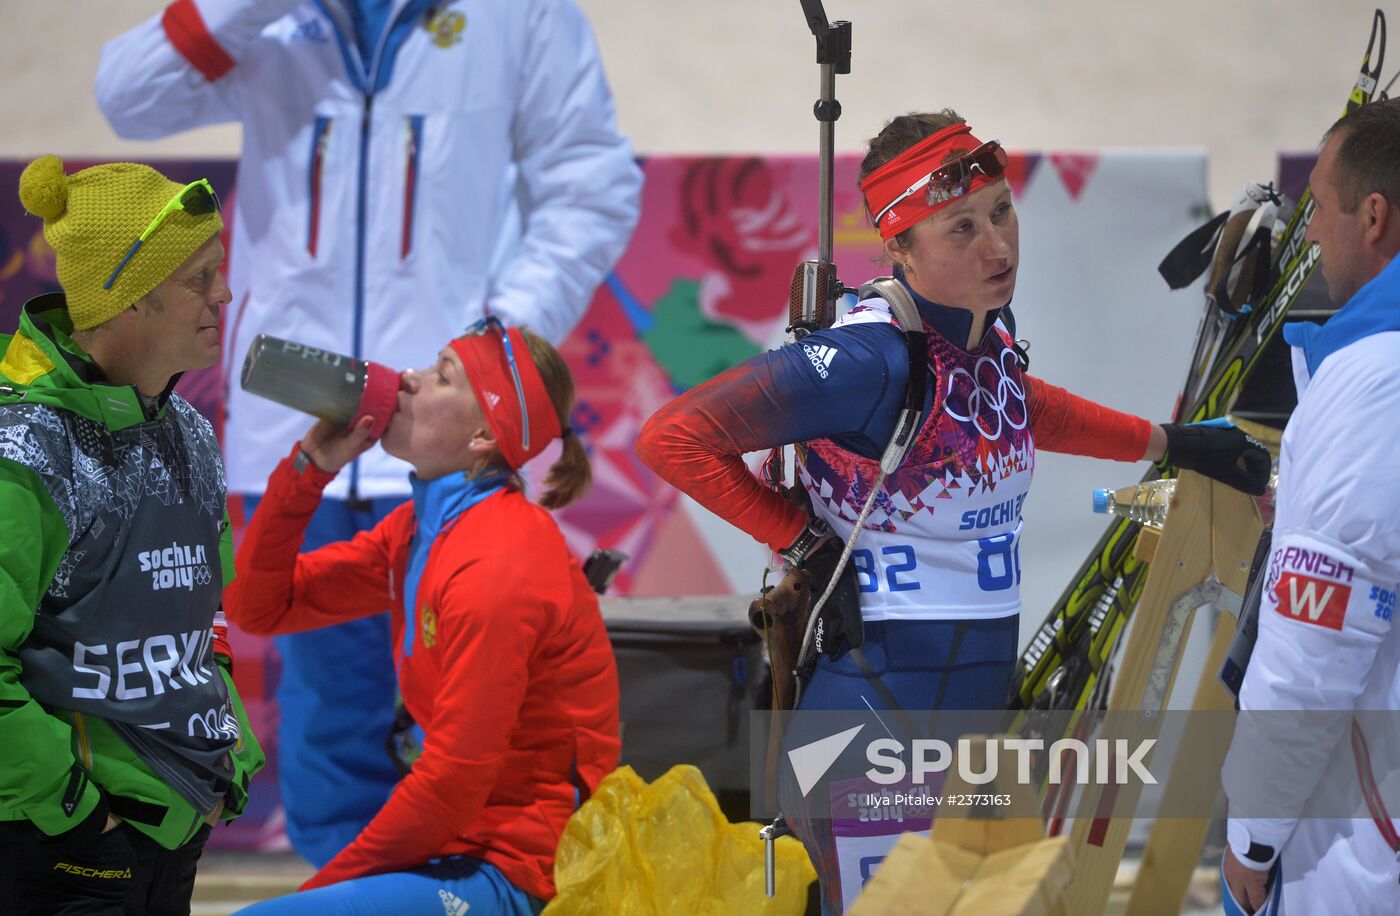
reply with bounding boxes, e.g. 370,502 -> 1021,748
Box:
751,567 -> 814,802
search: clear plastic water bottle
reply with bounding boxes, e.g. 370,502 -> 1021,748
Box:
1255,461 -> 1281,526
1091,479 -> 1176,527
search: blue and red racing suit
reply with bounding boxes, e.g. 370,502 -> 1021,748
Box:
638,272 -> 1153,912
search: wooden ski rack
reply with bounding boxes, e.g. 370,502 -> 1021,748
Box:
845,471 -> 1264,913
1060,469 -> 1263,914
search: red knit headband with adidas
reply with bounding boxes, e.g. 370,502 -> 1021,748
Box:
860,123 -> 1003,239
450,323 -> 561,470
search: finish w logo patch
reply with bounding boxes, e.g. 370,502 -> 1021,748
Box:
438,889 -> 469,915
803,343 -> 838,379
1274,572 -> 1350,630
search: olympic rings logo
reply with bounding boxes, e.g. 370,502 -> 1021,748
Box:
943,348 -> 1027,441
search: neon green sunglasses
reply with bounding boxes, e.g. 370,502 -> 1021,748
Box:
104,179 -> 220,291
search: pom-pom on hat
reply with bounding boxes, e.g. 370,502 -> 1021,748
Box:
18,156 -> 223,330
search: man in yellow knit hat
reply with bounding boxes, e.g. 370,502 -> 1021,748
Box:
0,155 -> 263,914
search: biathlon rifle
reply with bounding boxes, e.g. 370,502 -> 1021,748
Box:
759,0 -> 852,724
758,1 -> 852,897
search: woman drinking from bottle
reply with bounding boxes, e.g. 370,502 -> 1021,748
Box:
228,320 -> 619,915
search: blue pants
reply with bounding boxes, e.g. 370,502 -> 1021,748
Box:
232,856 -> 544,916
778,616 -> 1019,915
244,494 -> 407,867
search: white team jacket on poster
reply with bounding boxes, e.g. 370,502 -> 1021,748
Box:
97,0 -> 642,499
1222,254 -> 1400,914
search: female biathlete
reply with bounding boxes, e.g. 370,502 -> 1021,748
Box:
637,110 -> 1270,912
227,321 -> 620,915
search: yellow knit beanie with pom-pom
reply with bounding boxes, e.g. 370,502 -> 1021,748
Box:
18,156 -> 223,330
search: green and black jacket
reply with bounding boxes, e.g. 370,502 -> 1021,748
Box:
0,295 -> 263,850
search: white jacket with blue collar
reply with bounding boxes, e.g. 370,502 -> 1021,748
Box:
97,0 -> 641,499
1223,252 -> 1400,914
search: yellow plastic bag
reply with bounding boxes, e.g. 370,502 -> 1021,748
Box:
543,765 -> 814,915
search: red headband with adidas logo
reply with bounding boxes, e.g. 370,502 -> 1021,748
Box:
860,122 -> 998,239
450,324 -> 561,470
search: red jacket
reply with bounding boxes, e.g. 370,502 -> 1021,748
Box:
226,452 -> 620,899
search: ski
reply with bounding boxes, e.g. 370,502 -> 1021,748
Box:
1169,181 -> 1285,421
1009,8 -> 1388,714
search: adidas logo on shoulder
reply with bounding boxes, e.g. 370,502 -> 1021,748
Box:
802,343 -> 838,379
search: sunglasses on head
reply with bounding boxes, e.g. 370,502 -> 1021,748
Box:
463,315 -> 530,454
104,179 -> 220,291
874,140 -> 1008,229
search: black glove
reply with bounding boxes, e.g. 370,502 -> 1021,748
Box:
1160,422 -> 1271,496
801,537 -> 864,662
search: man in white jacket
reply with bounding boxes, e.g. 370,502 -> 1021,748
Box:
1221,97 -> 1400,914
96,0 -> 641,866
